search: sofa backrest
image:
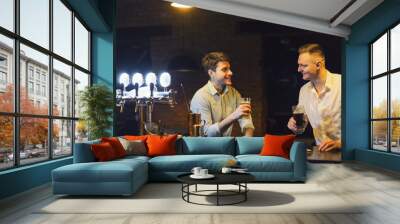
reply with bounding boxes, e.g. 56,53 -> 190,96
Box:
73,139 -> 100,163
235,137 -> 263,155
73,136 -> 266,162
180,137 -> 235,155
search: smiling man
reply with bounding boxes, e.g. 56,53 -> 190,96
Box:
287,44 -> 341,152
190,52 -> 254,137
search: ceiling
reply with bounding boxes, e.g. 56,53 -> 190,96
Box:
165,0 -> 384,38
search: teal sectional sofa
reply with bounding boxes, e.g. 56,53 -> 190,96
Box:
52,137 -> 307,196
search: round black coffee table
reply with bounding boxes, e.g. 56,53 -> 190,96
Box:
177,173 -> 255,206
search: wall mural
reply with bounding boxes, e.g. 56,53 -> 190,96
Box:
115,0 -> 343,158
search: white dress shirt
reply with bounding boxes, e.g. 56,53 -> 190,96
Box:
190,81 -> 254,136
298,71 -> 341,145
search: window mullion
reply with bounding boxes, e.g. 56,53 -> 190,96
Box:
370,45 -> 373,149
71,10 -> 76,153
48,0 -> 54,160
14,0 -> 21,166
388,29 -> 391,152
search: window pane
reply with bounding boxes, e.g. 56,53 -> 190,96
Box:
20,117 -> 49,165
20,0 -> 49,49
391,72 -> 400,118
20,44 -> 49,115
75,120 -> 88,143
391,120 -> 400,153
53,119 -> 72,158
53,59 -> 72,117
391,24 -> 400,70
0,116 -> 14,170
372,77 -> 387,119
372,33 -> 387,76
74,18 -> 89,70
53,0 -> 72,60
372,121 -> 388,151
0,34 -> 14,112
74,69 -> 89,118
0,0 -> 14,32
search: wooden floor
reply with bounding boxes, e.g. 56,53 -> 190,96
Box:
1,162 -> 400,224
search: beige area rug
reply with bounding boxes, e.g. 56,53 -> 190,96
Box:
37,183 -> 361,214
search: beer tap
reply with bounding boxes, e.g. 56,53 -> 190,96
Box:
134,98 -> 139,113
120,99 -> 125,113
168,89 -> 177,108
115,88 -> 123,111
134,83 -> 139,98
144,97 -> 160,134
117,71 -> 176,135
119,84 -> 124,98
149,82 -> 155,98
131,80 -> 140,113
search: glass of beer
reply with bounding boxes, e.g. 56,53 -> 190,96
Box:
240,97 -> 251,118
292,105 -> 307,134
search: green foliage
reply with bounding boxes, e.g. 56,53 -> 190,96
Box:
79,84 -> 114,140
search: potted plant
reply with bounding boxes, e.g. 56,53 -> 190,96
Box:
79,84 -> 114,140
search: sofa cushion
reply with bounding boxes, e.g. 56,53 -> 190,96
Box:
115,155 -> 150,163
74,140 -> 100,163
181,137 -> 235,155
53,163 -> 133,183
52,159 -> 147,183
236,155 -> 293,172
235,137 -> 263,155
148,154 -> 235,172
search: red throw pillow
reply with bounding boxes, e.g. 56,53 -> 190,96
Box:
259,134 -> 296,159
91,142 -> 117,161
146,134 -> 178,157
101,137 -> 127,158
124,135 -> 148,141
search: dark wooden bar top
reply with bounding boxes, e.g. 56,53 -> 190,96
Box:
307,146 -> 342,163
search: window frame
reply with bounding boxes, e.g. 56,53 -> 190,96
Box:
0,53 -> 8,90
0,71 -> 7,86
0,0 -> 92,171
0,53 -> 7,88
370,20 -> 400,154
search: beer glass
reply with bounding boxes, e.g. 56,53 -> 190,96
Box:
240,97 -> 251,118
292,105 -> 308,134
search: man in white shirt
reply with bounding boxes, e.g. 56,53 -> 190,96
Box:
287,44 -> 341,151
190,52 -> 255,137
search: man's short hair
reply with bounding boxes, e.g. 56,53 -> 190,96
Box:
298,43 -> 325,60
202,52 -> 230,72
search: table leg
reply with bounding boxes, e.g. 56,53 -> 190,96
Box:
217,184 -> 219,206
245,183 -> 247,201
181,184 -> 183,199
187,184 -> 190,202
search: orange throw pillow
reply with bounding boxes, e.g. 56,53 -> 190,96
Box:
91,142 -> 117,161
101,137 -> 127,158
124,135 -> 148,141
259,134 -> 296,159
146,134 -> 178,157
